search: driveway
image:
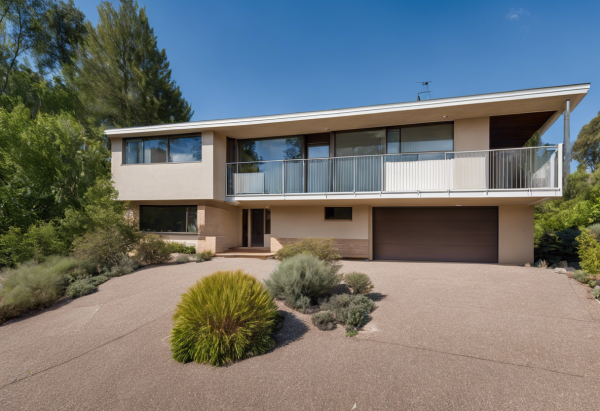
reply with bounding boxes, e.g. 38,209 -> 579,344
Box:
1,259 -> 599,410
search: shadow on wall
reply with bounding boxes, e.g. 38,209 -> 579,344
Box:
273,310 -> 309,348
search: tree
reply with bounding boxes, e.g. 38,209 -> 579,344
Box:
0,0 -> 86,97
70,0 -> 193,128
573,111 -> 600,172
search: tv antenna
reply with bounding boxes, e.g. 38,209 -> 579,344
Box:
417,81 -> 432,101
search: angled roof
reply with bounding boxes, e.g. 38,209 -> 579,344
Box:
104,83 -> 590,139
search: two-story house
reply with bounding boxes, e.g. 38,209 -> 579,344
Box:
106,84 -> 590,265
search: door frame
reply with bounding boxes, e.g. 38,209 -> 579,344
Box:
250,209 -> 265,247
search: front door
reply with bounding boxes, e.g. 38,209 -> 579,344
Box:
251,209 -> 264,247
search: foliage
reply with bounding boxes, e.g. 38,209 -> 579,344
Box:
534,227 -> 581,264
0,256 -> 79,323
70,0 -> 192,128
72,225 -> 140,270
195,250 -> 213,262
344,272 -> 374,295
135,234 -> 171,265
322,294 -> 376,336
572,110 -> 600,172
591,288 -> 600,300
99,255 -> 138,277
311,311 -> 336,331
0,0 -> 86,98
274,238 -> 341,264
166,242 -> 196,254
587,223 -> 600,240
576,230 -> 600,275
66,278 -> 97,298
175,254 -> 190,264
535,260 -> 548,268
573,270 -> 592,284
264,254 -> 342,310
170,270 -> 279,366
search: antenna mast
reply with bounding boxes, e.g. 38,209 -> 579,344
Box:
417,81 -> 432,101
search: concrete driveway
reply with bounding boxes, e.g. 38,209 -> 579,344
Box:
1,259 -> 599,411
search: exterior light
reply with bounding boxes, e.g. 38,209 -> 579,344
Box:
442,115 -> 448,118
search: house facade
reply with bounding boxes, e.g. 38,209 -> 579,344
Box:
106,84 -> 590,265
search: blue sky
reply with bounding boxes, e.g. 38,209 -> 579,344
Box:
75,0 -> 598,156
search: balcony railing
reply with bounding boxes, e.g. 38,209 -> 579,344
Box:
225,145 -> 561,197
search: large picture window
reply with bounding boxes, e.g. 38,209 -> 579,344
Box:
238,136 -> 303,162
335,129 -> 384,157
386,124 -> 453,154
124,135 -> 202,164
139,206 -> 198,233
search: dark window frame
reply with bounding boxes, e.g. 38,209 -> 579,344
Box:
123,134 -> 202,164
139,205 -> 198,233
324,207 -> 353,221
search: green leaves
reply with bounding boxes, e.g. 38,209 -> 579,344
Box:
573,110 -> 600,172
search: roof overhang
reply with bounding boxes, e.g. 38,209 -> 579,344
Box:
104,83 -> 590,139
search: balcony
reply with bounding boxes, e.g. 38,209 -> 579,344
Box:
225,145 -> 562,200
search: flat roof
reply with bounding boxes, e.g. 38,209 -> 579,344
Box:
105,83 -> 590,139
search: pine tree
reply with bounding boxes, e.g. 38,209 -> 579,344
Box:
71,0 -> 192,128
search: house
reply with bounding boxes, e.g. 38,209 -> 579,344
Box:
105,84 -> 590,265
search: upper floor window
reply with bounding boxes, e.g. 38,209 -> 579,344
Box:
335,129 -> 384,157
238,136 -> 303,162
124,135 -> 202,164
386,123 -> 453,154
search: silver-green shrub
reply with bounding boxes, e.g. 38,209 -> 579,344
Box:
322,294 -> 376,336
344,272 -> 374,295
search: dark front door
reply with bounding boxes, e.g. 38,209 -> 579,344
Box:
373,207 -> 498,263
251,209 -> 264,247
242,209 -> 248,247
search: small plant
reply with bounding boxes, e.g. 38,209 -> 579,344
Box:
311,311 -> 336,330
170,270 -> 280,366
0,256 -> 80,323
264,254 -> 342,310
577,229 -> 600,275
573,270 -> 590,284
322,294 -> 376,336
72,226 -> 141,270
135,234 -> 172,265
344,272 -> 374,295
591,288 -> 600,299
175,254 -> 190,264
274,238 -> 341,264
535,259 -> 548,268
195,250 -> 213,262
66,279 -> 97,298
167,242 -> 196,254
587,223 -> 600,241
100,255 -> 138,278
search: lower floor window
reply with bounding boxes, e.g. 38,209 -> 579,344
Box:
140,206 -> 198,233
325,207 -> 352,220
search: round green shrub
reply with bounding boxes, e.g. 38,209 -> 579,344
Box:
322,294 -> 376,336
135,234 -> 172,265
344,272 -> 374,295
264,254 -> 342,310
170,270 -> 280,366
311,311 -> 336,331
175,254 -> 190,264
66,279 -> 97,298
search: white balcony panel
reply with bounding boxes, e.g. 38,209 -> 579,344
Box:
234,173 -> 264,194
385,159 -> 448,191
453,152 -> 488,190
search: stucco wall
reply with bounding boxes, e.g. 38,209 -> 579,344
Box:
199,205 -> 240,252
454,117 -> 490,151
498,205 -> 534,265
111,131 -> 218,201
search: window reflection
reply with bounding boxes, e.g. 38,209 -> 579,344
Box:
169,136 -> 202,162
239,136 -> 304,162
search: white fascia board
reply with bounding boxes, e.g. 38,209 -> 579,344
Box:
104,83 -> 590,137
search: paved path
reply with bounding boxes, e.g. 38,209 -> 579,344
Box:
1,259 -> 599,410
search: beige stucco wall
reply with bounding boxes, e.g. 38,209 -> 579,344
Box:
199,204 -> 241,252
498,205 -> 534,265
454,117 -> 490,151
111,131 -> 220,201
271,205 -> 369,239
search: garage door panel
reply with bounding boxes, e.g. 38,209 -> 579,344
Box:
374,207 -> 497,222
374,221 -> 498,235
373,232 -> 497,247
373,207 -> 498,263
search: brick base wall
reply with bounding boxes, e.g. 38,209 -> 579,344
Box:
271,237 -> 369,259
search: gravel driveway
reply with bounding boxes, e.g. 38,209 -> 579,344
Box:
1,259 -> 599,410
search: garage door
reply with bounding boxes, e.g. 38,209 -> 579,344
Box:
373,207 -> 498,263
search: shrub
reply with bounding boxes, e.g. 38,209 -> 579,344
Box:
170,270 -> 280,366
588,223 -> 600,240
591,288 -> 600,299
264,254 -> 342,310
195,250 -> 213,262
0,222 -> 69,268
311,311 -> 336,331
535,259 -> 548,268
322,294 -> 376,336
577,229 -> 600,275
0,256 -> 80,323
573,270 -> 590,284
135,234 -> 171,265
72,226 -> 140,270
100,255 -> 138,278
175,255 -> 190,264
66,279 -> 97,298
274,238 -> 341,263
344,272 -> 374,295
167,242 -> 196,254
534,227 -> 581,264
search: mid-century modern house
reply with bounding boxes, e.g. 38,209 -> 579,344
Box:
105,84 -> 590,265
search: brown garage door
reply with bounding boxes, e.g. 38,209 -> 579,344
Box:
373,207 -> 498,263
